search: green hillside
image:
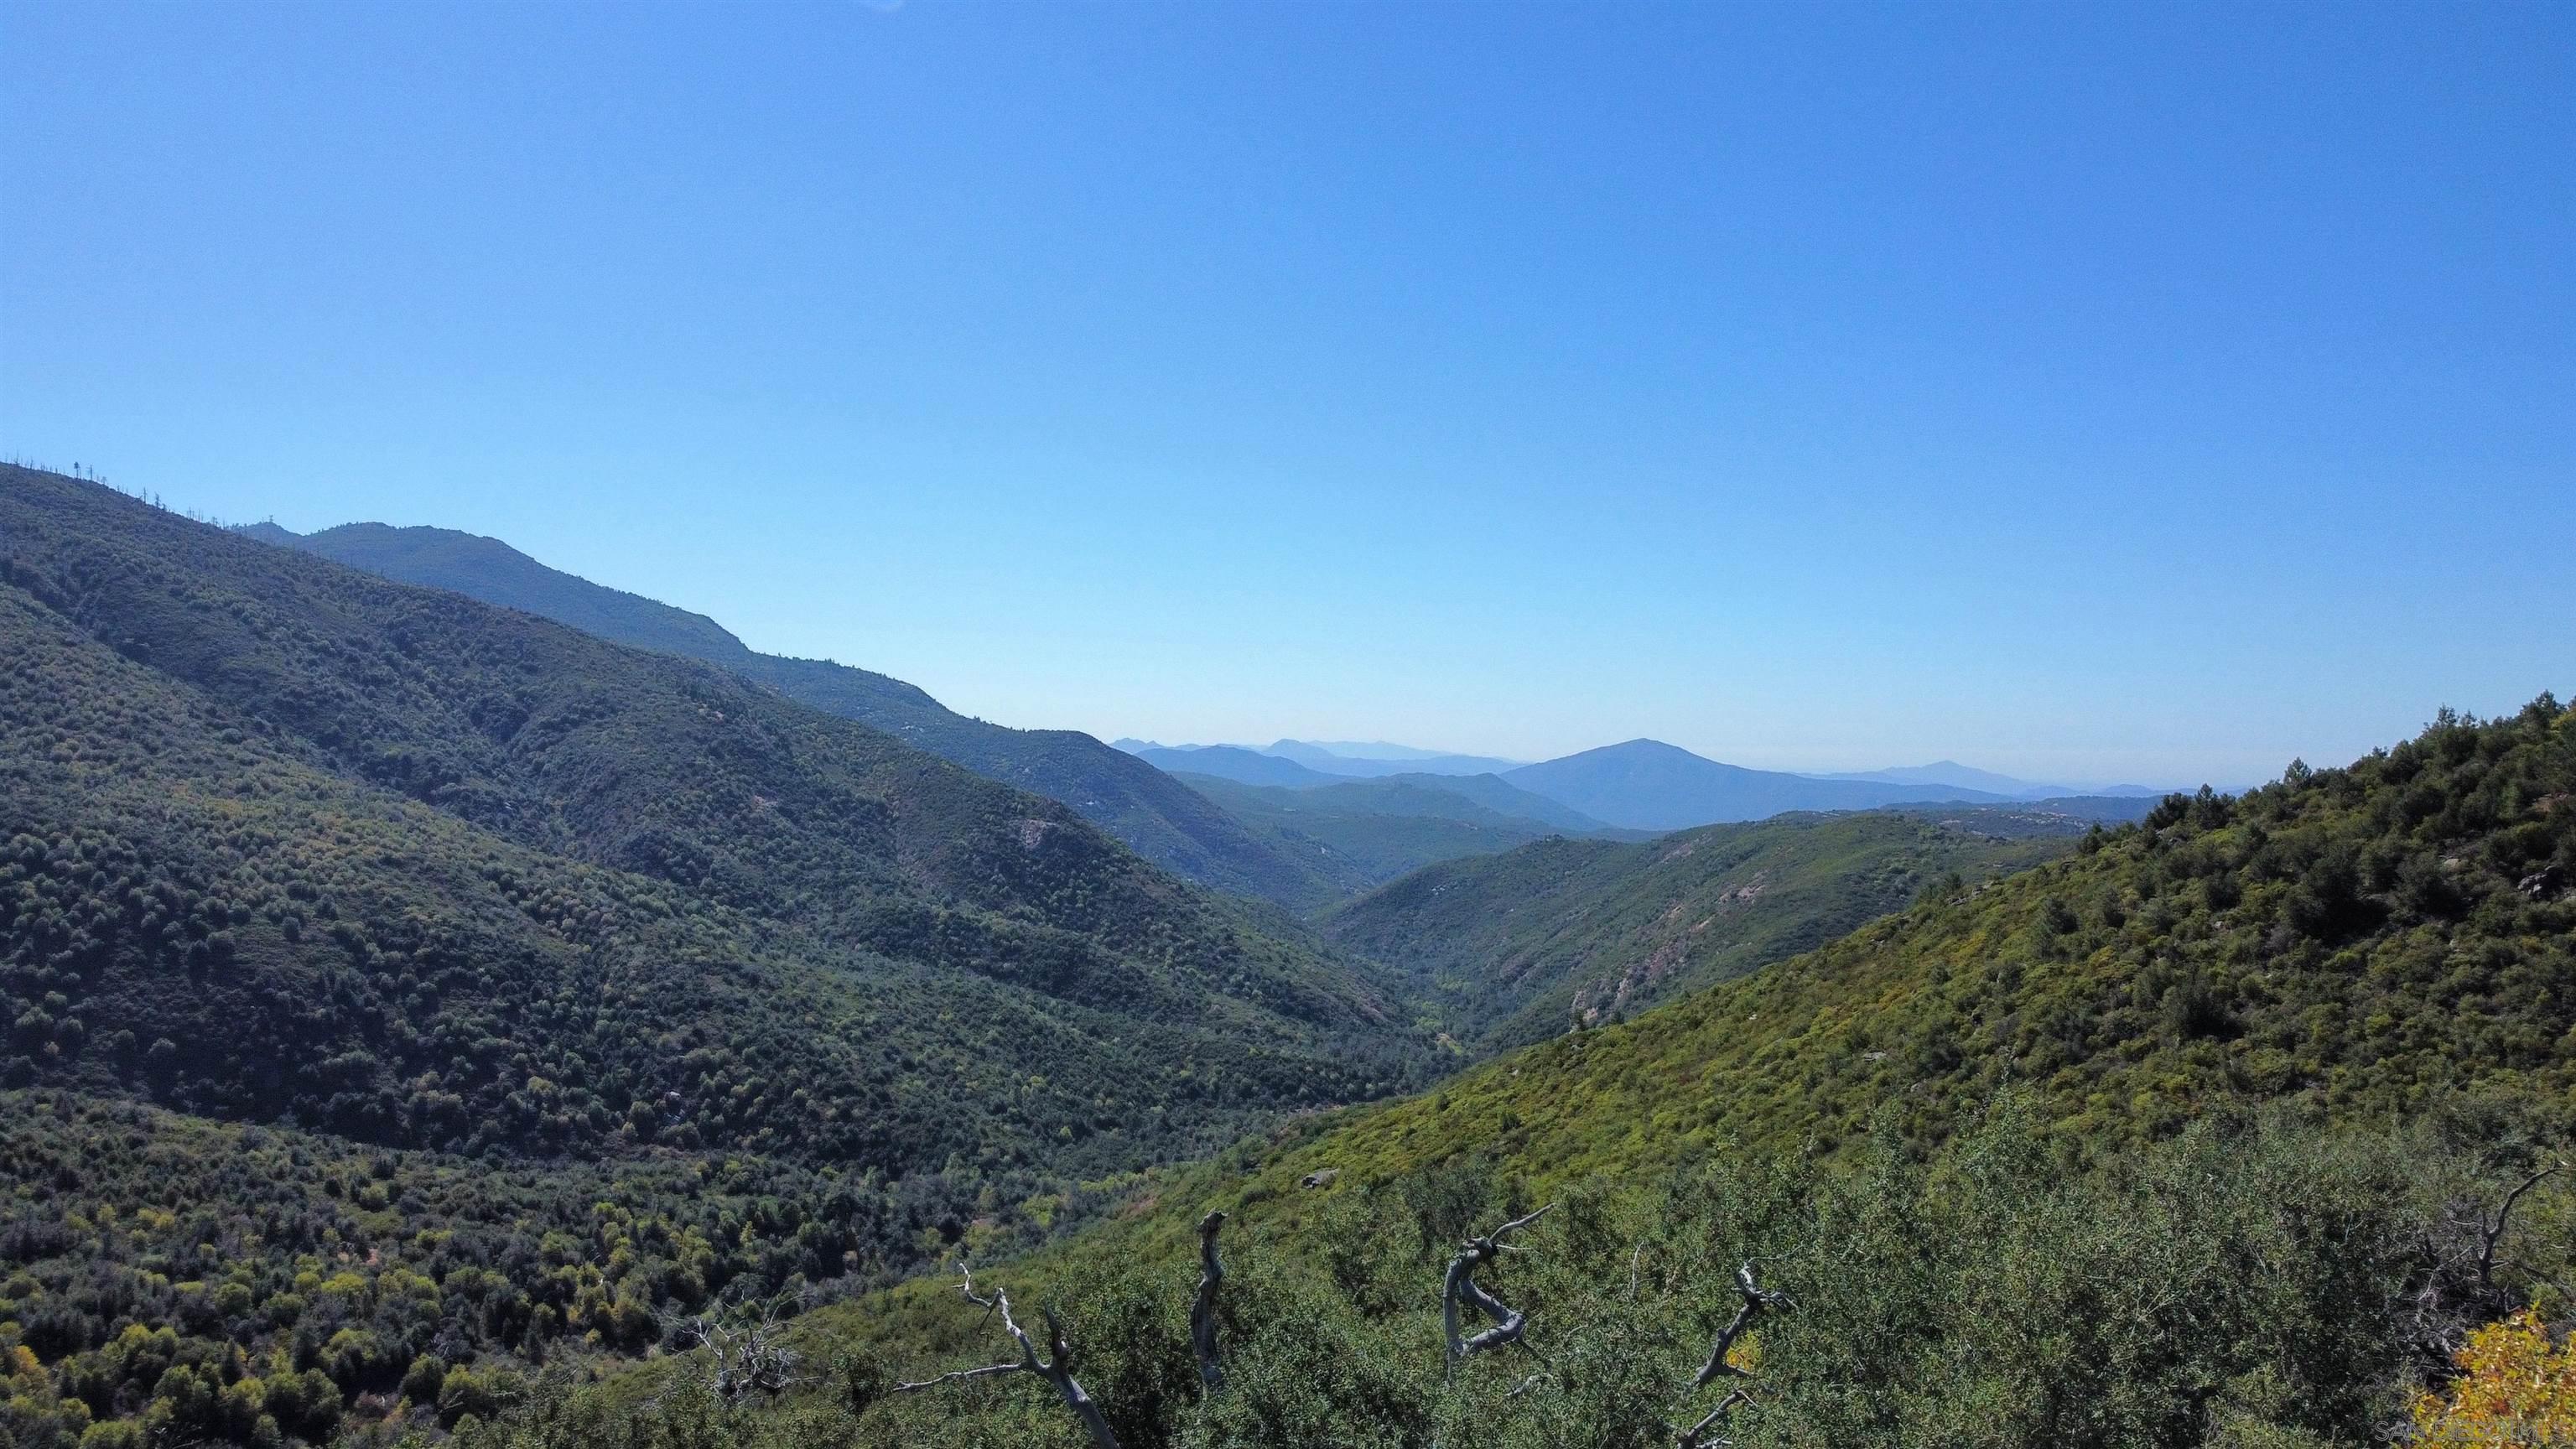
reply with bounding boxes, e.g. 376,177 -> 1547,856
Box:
1286,699 -> 2575,1185
1327,810 -> 2074,1053
240,520 -> 1347,911
11,465 -> 2571,1449
0,466 -> 1440,1446
3,467 -> 1415,1071
595,700 -> 2576,1449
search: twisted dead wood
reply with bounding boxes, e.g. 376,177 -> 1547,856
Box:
1192,1210 -> 1227,1393
2477,1161 -> 2564,1291
1443,1202 -> 1554,1366
893,1264 -> 1122,1448
1671,1260 -> 1787,1448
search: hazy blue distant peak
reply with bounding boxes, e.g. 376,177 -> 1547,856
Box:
1269,739 -> 1519,764
1263,739 -> 1524,777
1130,744 -> 1341,787
1501,738 -> 2023,831
1118,736 -> 1524,777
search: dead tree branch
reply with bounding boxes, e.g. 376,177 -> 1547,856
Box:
953,1260 -> 1000,1312
2478,1161 -> 2564,1291
893,1265 -> 1122,1449
1192,1210 -> 1228,1394
2412,1158 -> 2570,1358
1673,1387 -> 1753,1449
1443,1202 -> 1554,1366
1690,1261 -> 1789,1389
1670,1261 -> 1786,1448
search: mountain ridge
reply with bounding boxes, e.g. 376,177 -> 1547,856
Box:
1820,758 -> 2174,799
1259,739 -> 1524,777
232,519 -> 1345,908
1126,743 -> 1343,788
4,466 -> 1429,1162
1502,737 -> 2015,828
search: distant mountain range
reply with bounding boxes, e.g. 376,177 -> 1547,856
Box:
1114,738 -> 1521,779
1817,759 -> 2166,799
239,522 -> 2172,881
1123,743 -> 1343,788
1261,739 -> 1524,777
1119,735 -> 2178,833
1499,740 -> 2017,829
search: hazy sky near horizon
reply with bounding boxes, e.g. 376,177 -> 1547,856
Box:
3,2 -> 2568,786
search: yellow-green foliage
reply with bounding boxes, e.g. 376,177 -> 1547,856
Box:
2412,1306 -> 2576,1446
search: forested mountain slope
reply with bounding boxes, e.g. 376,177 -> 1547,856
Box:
1325,811 -> 2073,1053
239,519 -> 1345,909
0,465 -> 1446,1446
1288,700 -> 2576,1186
231,521 -> 749,661
553,699 -> 2576,1449
0,464 -> 1428,1174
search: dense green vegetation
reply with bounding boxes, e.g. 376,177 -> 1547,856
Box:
0,466 -> 1439,1443
662,699 -> 2574,1447
1,1088 -> 1099,1449
1275,699 -> 2576,1189
1,467 -> 1425,1135
12,465 -> 2570,1447
434,1104 -> 2575,1449
0,582 -> 1394,1160
1326,810 -> 2073,1052
242,518 -> 1346,909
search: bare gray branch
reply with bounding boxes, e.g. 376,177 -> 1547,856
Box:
1442,1202 -> 1555,1366
890,1266 -> 1123,1449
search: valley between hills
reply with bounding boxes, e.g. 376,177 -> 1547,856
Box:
3,466 -> 2569,1449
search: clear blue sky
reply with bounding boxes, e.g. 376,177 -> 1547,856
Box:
3,2 -> 2568,787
